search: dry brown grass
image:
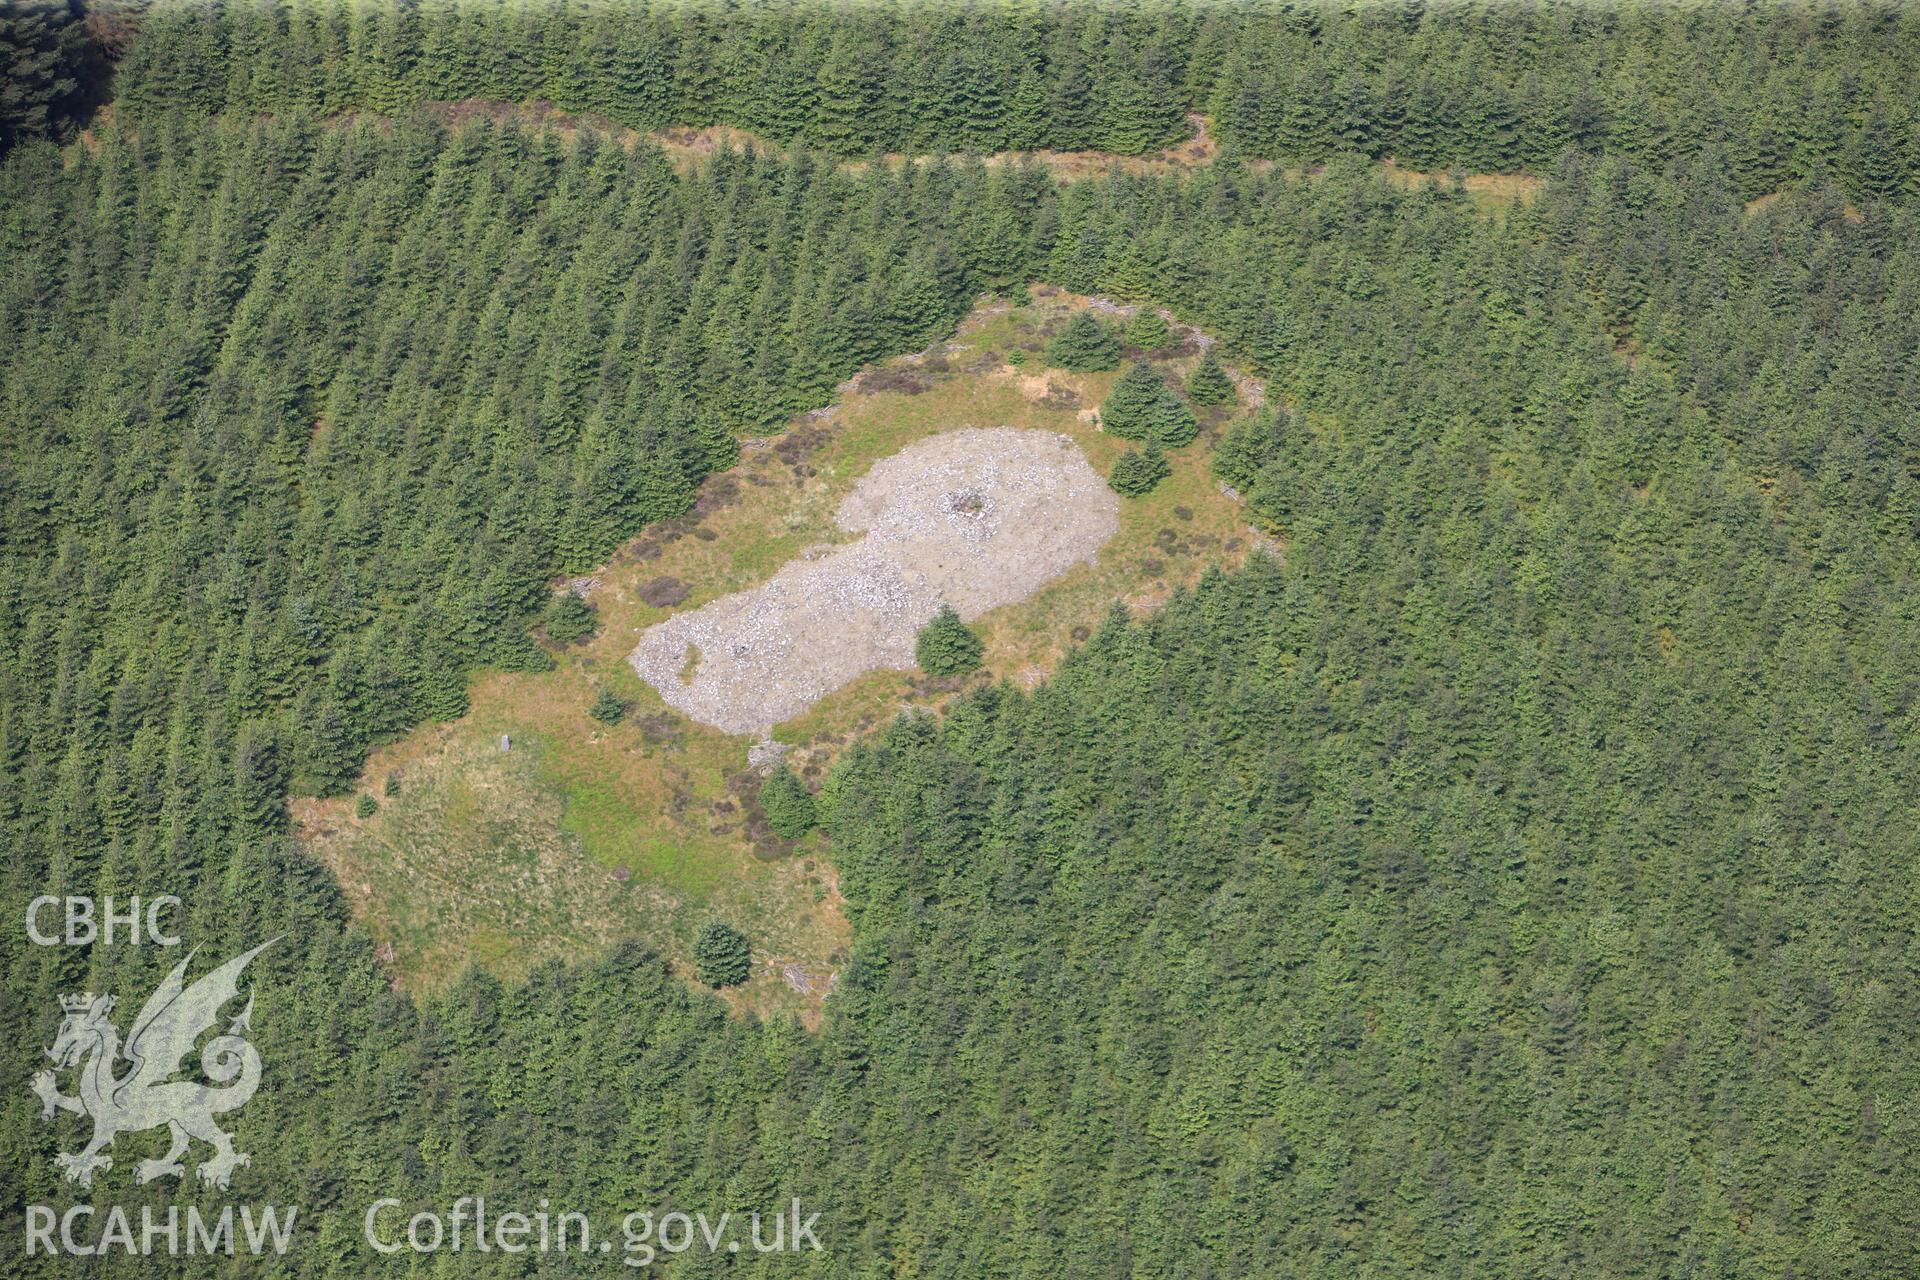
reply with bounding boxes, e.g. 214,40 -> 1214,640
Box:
1380,160 -> 1543,211
1743,189 -> 1864,224
650,112 -> 1235,181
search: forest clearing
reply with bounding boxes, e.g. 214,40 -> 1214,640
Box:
290,292 -> 1266,1019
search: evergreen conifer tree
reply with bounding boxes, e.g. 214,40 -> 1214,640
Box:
1186,350 -> 1236,406
693,921 -> 751,987
1848,111 -> 1907,200
0,0 -> 86,151
1124,308 -> 1170,351
812,35 -> 879,154
588,687 -> 626,724
1047,311 -> 1120,371
760,763 -> 817,838
1249,305 -> 1296,371
545,594 -> 597,644
1213,406 -> 1288,492
916,604 -> 984,675
1101,360 -> 1196,446
1109,441 -> 1170,496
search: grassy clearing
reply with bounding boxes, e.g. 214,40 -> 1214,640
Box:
293,290 -> 1269,1019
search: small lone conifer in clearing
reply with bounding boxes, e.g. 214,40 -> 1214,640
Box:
1109,441 -> 1171,496
545,593 -> 597,644
693,921 -> 751,987
1186,349 -> 1236,406
1047,311 -> 1120,371
1102,361 -> 1197,447
588,687 -> 627,724
916,604 -> 984,675
760,763 -> 817,838
1124,308 -> 1170,351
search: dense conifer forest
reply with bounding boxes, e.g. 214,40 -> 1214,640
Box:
2,1 -> 1916,1276
5,1 -> 1919,199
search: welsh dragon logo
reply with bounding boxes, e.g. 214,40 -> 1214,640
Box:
31,940 -> 275,1190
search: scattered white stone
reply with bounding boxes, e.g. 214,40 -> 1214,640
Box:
630,428 -> 1119,735
747,739 -> 791,773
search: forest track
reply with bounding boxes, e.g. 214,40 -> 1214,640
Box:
366,100 -> 1538,201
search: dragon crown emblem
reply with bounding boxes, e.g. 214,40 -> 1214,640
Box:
33,940 -> 277,1191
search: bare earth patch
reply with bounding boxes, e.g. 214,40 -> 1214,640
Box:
630,427 -> 1119,734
